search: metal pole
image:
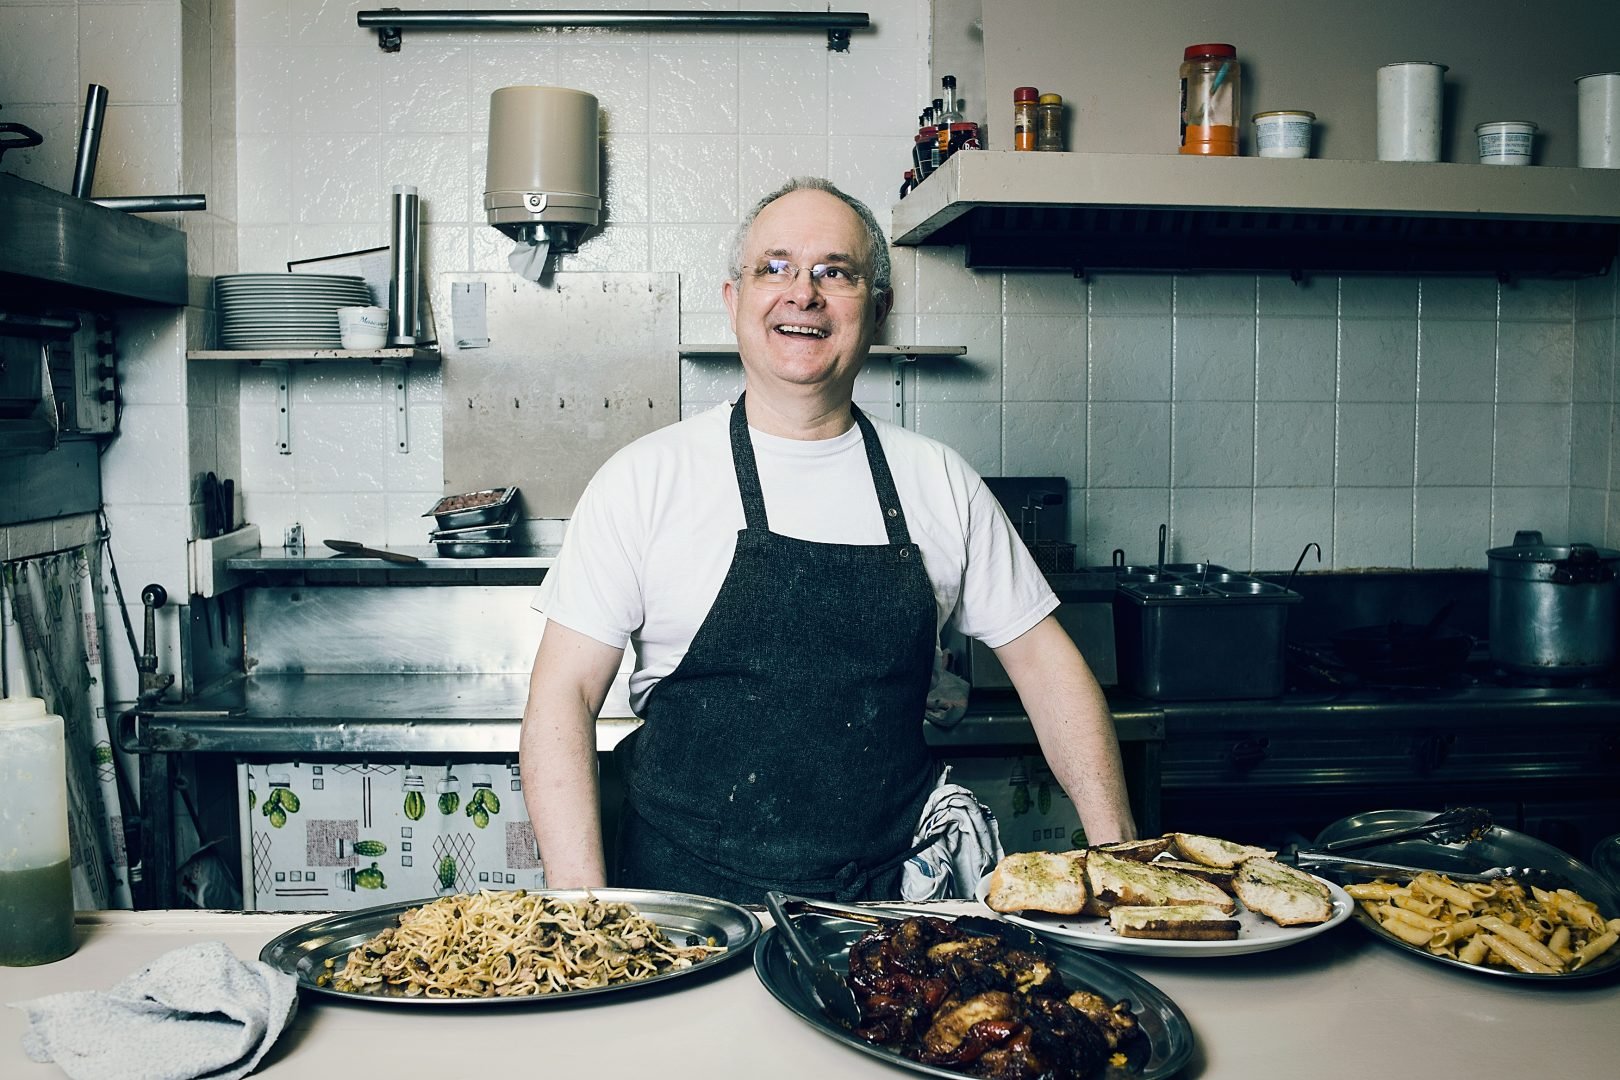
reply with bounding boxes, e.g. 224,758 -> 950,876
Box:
90,194 -> 207,213
71,84 -> 109,198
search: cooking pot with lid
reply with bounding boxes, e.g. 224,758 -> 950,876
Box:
1486,530 -> 1618,675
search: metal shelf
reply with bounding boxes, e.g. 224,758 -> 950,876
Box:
225,545 -> 558,572
893,151 -> 1620,276
188,348 -> 439,455
356,9 -> 871,53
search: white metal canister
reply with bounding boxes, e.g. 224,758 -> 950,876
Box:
0,697 -> 75,966
1253,110 -> 1315,158
1377,62 -> 1447,162
1475,121 -> 1536,165
1577,72 -> 1620,168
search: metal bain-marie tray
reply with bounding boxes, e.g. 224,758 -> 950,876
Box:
259,887 -> 760,1005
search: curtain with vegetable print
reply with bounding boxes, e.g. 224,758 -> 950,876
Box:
1,545 -> 133,909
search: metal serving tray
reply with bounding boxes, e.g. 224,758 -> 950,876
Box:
259,887 -> 760,1005
423,486 -> 518,530
754,915 -> 1193,1079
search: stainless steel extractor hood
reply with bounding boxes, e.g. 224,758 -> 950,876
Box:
0,172 -> 187,307
892,152 -> 1620,277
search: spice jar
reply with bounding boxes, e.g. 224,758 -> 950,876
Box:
1180,43 -> 1241,155
1036,93 -> 1065,151
1013,86 -> 1038,151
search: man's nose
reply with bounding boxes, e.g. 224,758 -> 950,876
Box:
782,265 -> 823,305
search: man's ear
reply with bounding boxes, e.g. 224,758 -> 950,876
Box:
873,287 -> 894,327
722,278 -> 739,332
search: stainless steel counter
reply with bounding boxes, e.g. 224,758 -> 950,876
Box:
5,907 -> 1618,1079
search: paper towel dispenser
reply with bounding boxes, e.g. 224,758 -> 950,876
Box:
484,86 -> 601,255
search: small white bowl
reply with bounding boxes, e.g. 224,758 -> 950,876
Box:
338,306 -> 389,349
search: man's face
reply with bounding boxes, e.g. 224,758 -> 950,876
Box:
723,189 -> 892,398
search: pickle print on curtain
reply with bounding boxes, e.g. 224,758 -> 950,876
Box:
1,545 -> 133,909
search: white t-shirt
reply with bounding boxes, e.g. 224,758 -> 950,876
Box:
535,401 -> 1058,715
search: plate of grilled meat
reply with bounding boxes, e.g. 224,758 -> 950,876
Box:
976,833 -> 1352,958
755,901 -> 1193,1080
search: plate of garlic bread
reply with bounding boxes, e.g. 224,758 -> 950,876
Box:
976,833 -> 1352,957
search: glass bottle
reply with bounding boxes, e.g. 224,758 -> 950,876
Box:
1013,86 -> 1038,151
1179,43 -> 1241,155
1036,93 -> 1065,151
935,76 -> 962,166
915,109 -> 936,179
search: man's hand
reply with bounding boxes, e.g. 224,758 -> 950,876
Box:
518,620 -> 625,888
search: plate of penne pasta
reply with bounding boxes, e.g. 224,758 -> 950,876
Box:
1316,810 -> 1620,980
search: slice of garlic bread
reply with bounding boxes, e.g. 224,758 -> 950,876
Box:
1093,837 -> 1173,863
1109,903 -> 1242,940
1169,832 -> 1277,869
1234,856 -> 1335,926
984,851 -> 1088,915
1150,858 -> 1238,893
1085,850 -> 1237,915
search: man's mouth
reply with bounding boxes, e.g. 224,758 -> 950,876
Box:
773,324 -> 828,338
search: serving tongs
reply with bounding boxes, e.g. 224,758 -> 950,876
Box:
1284,852 -> 1573,892
763,892 -> 1041,1027
1309,806 -> 1494,856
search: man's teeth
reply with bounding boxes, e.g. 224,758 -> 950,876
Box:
775,325 -> 827,337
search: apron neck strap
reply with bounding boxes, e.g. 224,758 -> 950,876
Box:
729,392 -> 914,545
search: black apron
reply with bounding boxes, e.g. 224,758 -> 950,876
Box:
614,393 -> 939,904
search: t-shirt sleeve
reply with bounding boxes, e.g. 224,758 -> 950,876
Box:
952,475 -> 1060,648
531,459 -> 645,650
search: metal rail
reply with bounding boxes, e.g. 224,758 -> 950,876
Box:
356,8 -> 871,52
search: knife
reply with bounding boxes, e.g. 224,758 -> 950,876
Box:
323,539 -> 421,564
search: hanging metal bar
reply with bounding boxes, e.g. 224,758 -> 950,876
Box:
356,9 -> 871,53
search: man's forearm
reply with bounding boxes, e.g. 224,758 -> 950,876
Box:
994,615 -> 1138,844
518,627 -> 620,888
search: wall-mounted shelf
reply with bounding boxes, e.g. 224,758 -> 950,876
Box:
893,151 -> 1620,277
679,344 -> 968,427
356,9 -> 871,53
188,349 -> 440,455
188,348 -> 439,364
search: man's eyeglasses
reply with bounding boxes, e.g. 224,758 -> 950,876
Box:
743,258 -> 867,295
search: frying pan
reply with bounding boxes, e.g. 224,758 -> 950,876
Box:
1333,621 -> 1472,676
323,539 -> 421,564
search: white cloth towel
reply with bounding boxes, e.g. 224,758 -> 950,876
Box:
12,940 -> 299,1080
900,768 -> 1006,901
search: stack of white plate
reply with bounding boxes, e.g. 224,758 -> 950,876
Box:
216,273 -> 375,349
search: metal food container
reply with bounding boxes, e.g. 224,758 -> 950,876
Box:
429,520 -> 514,559
1113,567 -> 1302,700
423,487 -> 518,530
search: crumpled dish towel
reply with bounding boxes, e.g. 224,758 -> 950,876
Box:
901,767 -> 1006,902
12,940 -> 299,1080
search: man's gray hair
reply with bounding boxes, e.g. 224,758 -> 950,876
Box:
728,177 -> 892,294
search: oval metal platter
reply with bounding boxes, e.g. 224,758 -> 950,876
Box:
1316,809 -> 1620,982
259,887 -> 760,1005
754,914 -> 1194,1080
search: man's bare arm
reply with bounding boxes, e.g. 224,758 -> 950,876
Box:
518,620 -> 625,888
992,613 -> 1137,844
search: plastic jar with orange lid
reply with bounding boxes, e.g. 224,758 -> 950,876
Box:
1180,43 -> 1241,155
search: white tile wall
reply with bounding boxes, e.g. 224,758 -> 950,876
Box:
4,2 -> 1618,601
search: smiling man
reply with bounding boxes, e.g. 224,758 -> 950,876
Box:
519,177 -> 1135,905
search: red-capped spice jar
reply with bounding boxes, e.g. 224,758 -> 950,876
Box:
1013,86 -> 1038,151
1180,43 -> 1241,155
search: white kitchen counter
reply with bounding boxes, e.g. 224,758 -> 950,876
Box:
3,908 -> 1616,1079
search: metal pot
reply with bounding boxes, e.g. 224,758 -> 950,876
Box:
1486,530 -> 1619,675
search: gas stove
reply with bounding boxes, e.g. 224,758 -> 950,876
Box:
1286,639 -> 1620,694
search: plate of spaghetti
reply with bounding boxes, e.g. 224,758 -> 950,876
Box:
259,888 -> 761,1005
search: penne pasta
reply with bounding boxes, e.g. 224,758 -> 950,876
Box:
1481,933 -> 1558,974
1357,871 -> 1615,976
1571,930 -> 1619,971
